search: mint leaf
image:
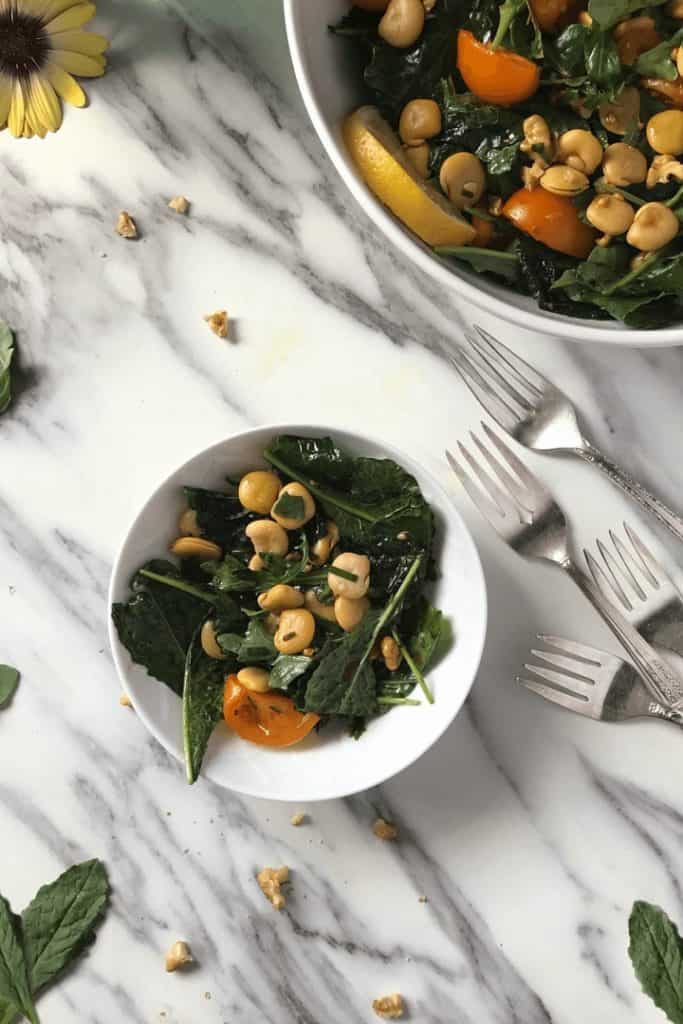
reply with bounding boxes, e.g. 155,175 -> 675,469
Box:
22,860 -> 108,995
0,894 -> 38,1024
629,901 -> 683,1024
0,668 -> 19,708
0,323 -> 14,417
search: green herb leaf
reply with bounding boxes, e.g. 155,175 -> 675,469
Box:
629,901 -> 683,1024
0,324 -> 14,417
271,492 -> 305,521
0,894 -> 38,1024
217,617 -> 277,665
588,0 -> 668,29
22,860 -> 109,995
0,667 -> 19,708
636,29 -> 683,80
183,631 -> 230,784
268,654 -> 313,691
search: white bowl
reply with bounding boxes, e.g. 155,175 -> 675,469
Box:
284,0 -> 682,346
108,424 -> 487,801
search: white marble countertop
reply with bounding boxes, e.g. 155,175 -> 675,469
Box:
3,1 -> 683,1021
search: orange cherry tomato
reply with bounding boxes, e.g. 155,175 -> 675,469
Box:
354,0 -> 390,9
457,30 -> 541,106
502,187 -> 596,259
223,676 -> 320,748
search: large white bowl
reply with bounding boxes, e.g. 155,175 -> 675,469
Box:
284,0 -> 683,346
108,425 -> 487,802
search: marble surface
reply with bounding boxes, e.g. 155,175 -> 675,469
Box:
2,1 -> 683,1021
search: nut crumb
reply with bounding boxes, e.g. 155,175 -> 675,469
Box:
290,812 -> 306,827
116,210 -> 137,239
165,940 -> 193,972
168,195 -> 190,214
373,993 -> 404,1018
257,865 -> 289,910
119,693 -> 133,708
204,310 -> 229,338
418,895 -> 428,903
373,817 -> 398,841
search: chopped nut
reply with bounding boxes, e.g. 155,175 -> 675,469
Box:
381,636 -> 402,672
165,940 -> 193,972
373,817 -> 398,841
119,693 -> 132,708
646,153 -> 683,188
290,812 -> 306,827
372,993 -> 404,1019
257,865 -> 289,910
204,310 -> 229,338
302,647 -> 315,657
522,162 -> 545,190
168,195 -> 190,214
116,210 -> 137,239
418,895 -> 428,903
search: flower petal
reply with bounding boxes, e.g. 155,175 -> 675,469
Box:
45,3 -> 95,33
29,75 -> 62,132
39,0 -> 87,19
8,81 -> 25,138
47,29 -> 108,55
0,77 -> 13,127
49,49 -> 105,76
45,61 -> 86,106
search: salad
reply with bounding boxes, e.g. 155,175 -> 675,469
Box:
334,0 -> 683,327
112,435 -> 448,783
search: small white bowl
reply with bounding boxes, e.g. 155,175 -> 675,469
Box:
284,0 -> 683,346
108,424 -> 487,801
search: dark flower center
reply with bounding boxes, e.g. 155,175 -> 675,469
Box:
0,10 -> 49,79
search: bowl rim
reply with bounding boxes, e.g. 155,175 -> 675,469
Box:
283,0 -> 683,347
107,422 -> 488,801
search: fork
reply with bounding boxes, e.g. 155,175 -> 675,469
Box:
446,422 -> 683,710
584,522 -> 683,656
519,635 -> 683,727
449,325 -> 683,544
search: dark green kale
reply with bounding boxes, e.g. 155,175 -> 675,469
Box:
183,632 -> 232,784
183,486 -> 252,552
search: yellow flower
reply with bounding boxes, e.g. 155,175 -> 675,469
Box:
0,0 -> 107,138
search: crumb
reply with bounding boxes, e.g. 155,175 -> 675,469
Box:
116,210 -> 138,239
373,817 -> 398,841
165,940 -> 193,972
204,310 -> 229,338
290,812 -> 306,827
204,992 -> 211,1000
119,693 -> 133,708
372,993 -> 404,1019
168,195 -> 190,214
257,866 -> 289,910
418,895 -> 428,903
302,648 -> 315,657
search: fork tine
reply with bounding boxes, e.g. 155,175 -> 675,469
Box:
473,325 -> 548,398
469,431 -> 535,514
536,634 -> 606,664
445,447 -> 512,528
530,647 -> 597,682
517,675 -> 592,713
454,440 -> 521,519
585,547 -> 632,612
523,660 -> 595,696
623,522 -> 666,587
479,421 -> 551,507
449,346 -> 520,433
463,330 -> 535,414
597,536 -> 639,605
609,530 -> 651,598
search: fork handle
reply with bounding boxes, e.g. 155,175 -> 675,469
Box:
577,442 -> 683,544
565,561 -> 683,711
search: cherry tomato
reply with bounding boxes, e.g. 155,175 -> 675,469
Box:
502,187 -> 596,259
223,676 -> 320,748
457,30 -> 540,106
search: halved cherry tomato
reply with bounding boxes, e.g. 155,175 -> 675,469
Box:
223,676 -> 320,748
502,187 -> 596,259
457,30 -> 540,106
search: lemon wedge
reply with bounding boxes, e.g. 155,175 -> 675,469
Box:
343,105 -> 476,248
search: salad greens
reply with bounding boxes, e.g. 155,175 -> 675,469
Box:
333,0 -> 683,327
0,667 -> 19,708
112,434 -> 449,783
0,323 -> 14,416
629,901 -> 683,1023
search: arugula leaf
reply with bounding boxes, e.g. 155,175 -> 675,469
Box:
22,861 -> 108,994
629,901 -> 683,1024
583,26 -> 622,86
588,0 -> 668,29
268,654 -> 313,691
406,598 -> 447,672
546,23 -> 590,76
0,895 -> 38,1024
183,632 -> 229,784
217,617 -> 276,664
0,668 -> 19,708
636,29 -> 683,80
0,324 -> 14,417
272,492 -> 304,521
112,560 -> 213,694
436,245 -> 519,282
493,0 -> 542,60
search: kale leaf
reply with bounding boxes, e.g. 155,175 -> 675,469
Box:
0,667 -> 20,709
183,631 -> 230,784
183,486 -> 251,551
636,28 -> 683,80
112,560 -> 212,694
588,0 -> 668,29
0,323 -> 14,416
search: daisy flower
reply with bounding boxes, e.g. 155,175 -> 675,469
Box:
0,0 -> 108,138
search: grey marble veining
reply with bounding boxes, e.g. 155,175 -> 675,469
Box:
1,0 -> 683,1021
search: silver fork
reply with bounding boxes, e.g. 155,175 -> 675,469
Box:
519,635 -> 683,727
446,423 -> 683,710
449,325 -> 683,544
585,523 -> 683,655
